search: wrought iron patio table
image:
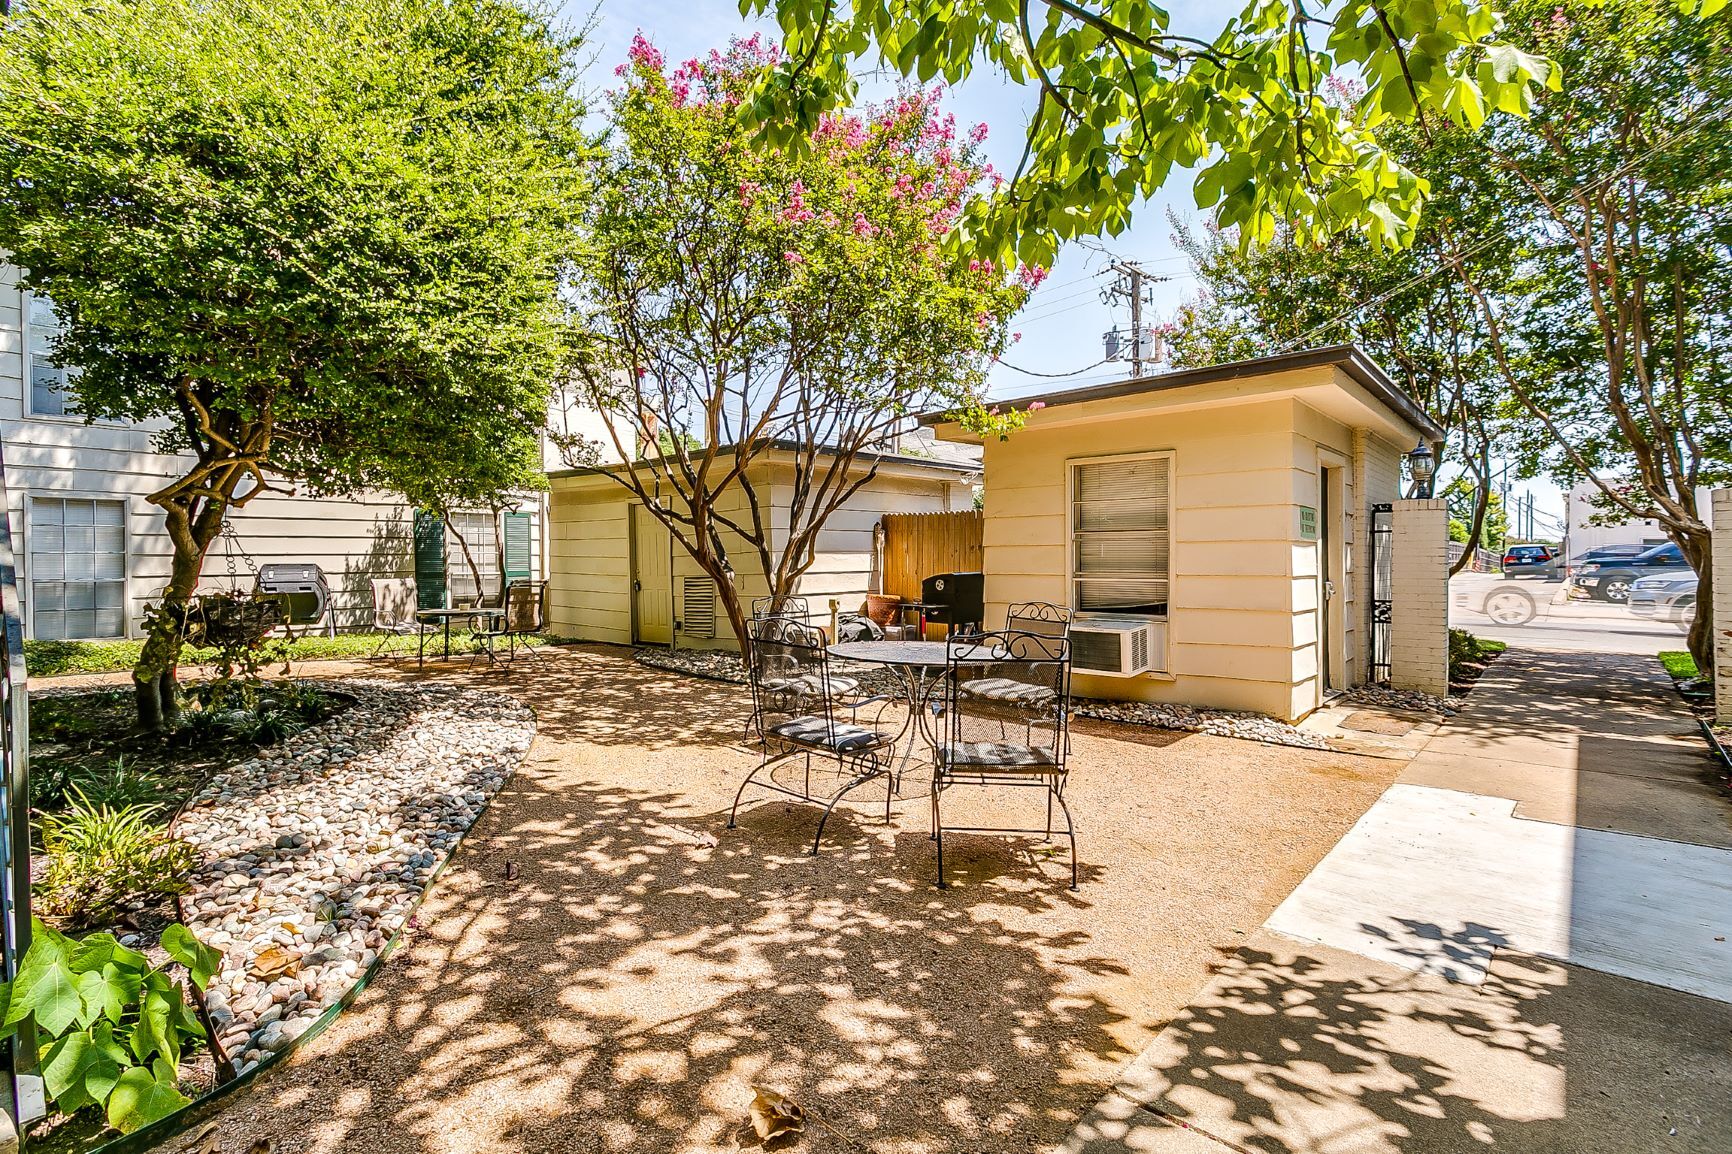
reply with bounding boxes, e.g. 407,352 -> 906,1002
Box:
416,606 -> 505,667
826,640 -> 990,790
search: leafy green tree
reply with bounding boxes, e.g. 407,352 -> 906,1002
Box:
743,0 -> 1559,264
0,0 -> 587,728
1444,476 -> 1508,552
557,36 -> 1029,648
1431,0 -> 1732,671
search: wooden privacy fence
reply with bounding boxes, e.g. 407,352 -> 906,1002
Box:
880,510 -> 984,601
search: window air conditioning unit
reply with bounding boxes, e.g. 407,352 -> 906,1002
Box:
1071,613 -> 1163,677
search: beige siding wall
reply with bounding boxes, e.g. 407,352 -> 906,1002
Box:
546,461 -> 968,650
975,369 -> 1415,721
0,265 -> 544,638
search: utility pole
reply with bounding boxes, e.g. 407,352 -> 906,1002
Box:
1102,260 -> 1167,377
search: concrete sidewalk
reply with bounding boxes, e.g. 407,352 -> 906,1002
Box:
1064,649 -> 1732,1153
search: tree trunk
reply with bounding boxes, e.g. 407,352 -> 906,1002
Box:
131,529 -> 216,732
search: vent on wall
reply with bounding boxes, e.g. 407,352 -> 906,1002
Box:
679,576 -> 717,638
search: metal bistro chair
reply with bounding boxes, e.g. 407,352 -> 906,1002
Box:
750,594 -> 811,622
474,580 -> 549,664
1006,601 -> 1073,638
934,630 -> 1076,890
369,577 -> 438,660
742,595 -> 857,743
730,617 -> 896,854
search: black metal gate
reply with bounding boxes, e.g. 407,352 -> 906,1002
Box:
1370,502 -> 1393,683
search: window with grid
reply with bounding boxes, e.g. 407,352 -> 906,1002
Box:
27,294 -> 78,417
32,498 -> 126,639
1070,454 -> 1170,617
445,511 -> 500,605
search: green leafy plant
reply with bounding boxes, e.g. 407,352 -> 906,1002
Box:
36,794 -> 196,930
0,918 -> 220,1133
1447,628 -> 1506,674
34,757 -> 160,813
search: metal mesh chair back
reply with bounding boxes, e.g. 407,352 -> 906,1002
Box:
748,616 -> 839,736
1006,602 -> 1073,638
371,578 -> 418,631
502,580 -> 547,633
942,630 -> 1071,773
751,595 -> 811,622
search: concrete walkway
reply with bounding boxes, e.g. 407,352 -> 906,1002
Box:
1064,649 -> 1732,1154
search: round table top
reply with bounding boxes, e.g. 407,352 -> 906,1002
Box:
828,640 -> 970,667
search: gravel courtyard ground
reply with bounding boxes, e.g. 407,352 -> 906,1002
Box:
146,644 -> 1401,1154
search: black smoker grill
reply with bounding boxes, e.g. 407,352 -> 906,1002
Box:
920,571 -> 985,637
254,563 -> 334,634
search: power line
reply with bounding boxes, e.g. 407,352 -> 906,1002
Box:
995,357 -> 1113,378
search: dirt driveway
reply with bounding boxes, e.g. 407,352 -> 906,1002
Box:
150,645 -> 1399,1154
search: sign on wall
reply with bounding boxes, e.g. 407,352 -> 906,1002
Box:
1297,505 -> 1319,541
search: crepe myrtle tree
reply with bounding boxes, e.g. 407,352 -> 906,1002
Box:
0,0 -> 588,729
741,0 -> 1561,266
556,36 -> 1033,651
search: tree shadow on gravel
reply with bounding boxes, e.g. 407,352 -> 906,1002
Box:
223,771 -> 1134,1154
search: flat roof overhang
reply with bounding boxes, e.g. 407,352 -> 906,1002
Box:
923,345 -> 1444,448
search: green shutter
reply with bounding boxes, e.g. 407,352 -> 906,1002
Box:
503,512 -> 532,582
413,509 -> 447,609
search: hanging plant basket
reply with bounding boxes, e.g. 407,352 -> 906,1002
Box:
184,593 -> 286,651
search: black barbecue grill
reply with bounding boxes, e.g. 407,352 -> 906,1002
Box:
254,563 -> 333,633
919,571 -> 985,637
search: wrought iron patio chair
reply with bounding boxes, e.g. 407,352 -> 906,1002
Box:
730,616 -> 896,854
741,596 -> 864,742
933,630 -> 1076,889
750,594 -> 811,622
473,580 -> 550,664
368,577 -> 437,660
1006,602 -> 1073,637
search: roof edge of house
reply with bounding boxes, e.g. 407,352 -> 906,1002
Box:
918,344 -> 1445,442
546,438 -> 982,481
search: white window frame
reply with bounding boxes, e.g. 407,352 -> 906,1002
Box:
1066,450 -> 1173,620
444,509 -> 502,605
24,493 -> 133,641
23,291 -> 81,420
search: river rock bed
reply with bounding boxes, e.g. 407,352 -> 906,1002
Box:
1339,683 -> 1464,717
173,680 -> 534,1077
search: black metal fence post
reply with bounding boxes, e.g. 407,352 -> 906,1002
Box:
1370,502 -> 1393,684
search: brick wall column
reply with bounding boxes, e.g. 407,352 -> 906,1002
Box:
1391,497 -> 1449,696
1713,489 -> 1732,725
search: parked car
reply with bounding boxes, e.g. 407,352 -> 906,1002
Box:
1569,541 -> 1691,603
1626,572 -> 1697,628
1567,544 -> 1648,569
1501,544 -> 1560,579
1455,579 -> 1545,625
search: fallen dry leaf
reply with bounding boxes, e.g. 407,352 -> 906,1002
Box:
249,945 -> 299,980
749,1085 -> 806,1146
504,861 -> 518,881
182,1119 -> 220,1154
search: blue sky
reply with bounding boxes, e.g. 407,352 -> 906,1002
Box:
564,1 -> 1567,528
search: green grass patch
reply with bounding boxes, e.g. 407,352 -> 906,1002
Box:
24,631 -> 551,679
1658,650 -> 1700,681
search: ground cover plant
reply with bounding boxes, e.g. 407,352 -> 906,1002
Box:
0,919 -> 221,1137
1447,628 -> 1506,694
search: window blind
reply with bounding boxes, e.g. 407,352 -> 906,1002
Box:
1072,455 -> 1169,615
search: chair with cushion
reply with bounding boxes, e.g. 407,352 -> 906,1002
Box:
933,629 -> 1076,889
730,616 -> 895,854
369,577 -> 437,660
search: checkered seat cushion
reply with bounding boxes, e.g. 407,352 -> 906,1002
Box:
957,676 -> 1059,710
939,741 -> 1058,770
768,715 -> 887,753
760,673 -> 860,699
